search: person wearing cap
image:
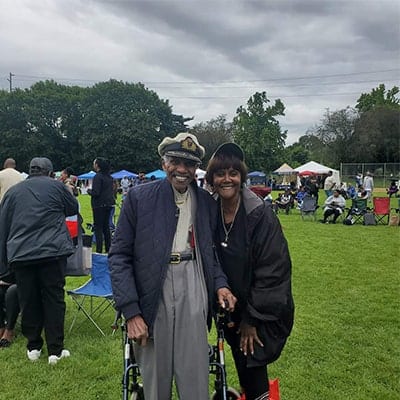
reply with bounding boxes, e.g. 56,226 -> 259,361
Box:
206,143 -> 294,400
0,157 -> 78,364
0,158 -> 23,202
363,171 -> 374,200
109,132 -> 236,399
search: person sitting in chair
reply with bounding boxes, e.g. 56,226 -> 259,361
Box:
387,181 -> 399,198
273,189 -> 293,214
321,189 -> 346,224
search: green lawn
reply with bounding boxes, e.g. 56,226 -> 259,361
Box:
1,192 -> 399,399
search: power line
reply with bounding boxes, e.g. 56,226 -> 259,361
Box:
2,68 -> 399,87
168,91 -> 366,100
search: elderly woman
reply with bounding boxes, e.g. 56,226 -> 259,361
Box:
206,143 -> 294,400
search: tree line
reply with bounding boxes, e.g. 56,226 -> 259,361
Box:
0,80 -> 398,175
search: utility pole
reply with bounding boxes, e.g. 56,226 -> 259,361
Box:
7,72 -> 14,92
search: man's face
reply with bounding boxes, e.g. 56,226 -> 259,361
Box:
162,156 -> 198,193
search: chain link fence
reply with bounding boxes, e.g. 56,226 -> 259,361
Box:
340,163 -> 400,189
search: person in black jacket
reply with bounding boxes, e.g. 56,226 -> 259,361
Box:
88,157 -> 115,253
0,157 -> 78,364
206,143 -> 294,400
109,133 -> 236,400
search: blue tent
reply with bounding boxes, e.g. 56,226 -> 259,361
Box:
248,171 -> 266,177
77,171 -> 96,180
248,171 -> 267,186
111,169 -> 137,179
145,169 -> 166,179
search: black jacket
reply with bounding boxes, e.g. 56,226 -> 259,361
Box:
108,179 -> 228,334
218,187 -> 294,365
89,172 -> 115,208
0,175 -> 79,274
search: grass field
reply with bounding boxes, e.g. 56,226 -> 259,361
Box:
1,191 -> 399,399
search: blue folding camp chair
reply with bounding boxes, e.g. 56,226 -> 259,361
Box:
67,253 -> 114,336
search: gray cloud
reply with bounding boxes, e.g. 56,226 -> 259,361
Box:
0,0 -> 399,145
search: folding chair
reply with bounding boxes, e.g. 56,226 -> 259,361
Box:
300,194 -> 318,221
373,197 -> 390,225
345,198 -> 369,224
67,253 -> 114,336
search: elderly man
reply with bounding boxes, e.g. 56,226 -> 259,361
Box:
109,132 -> 236,400
0,157 -> 78,364
0,158 -> 23,202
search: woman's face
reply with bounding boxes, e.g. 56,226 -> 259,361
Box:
213,167 -> 242,201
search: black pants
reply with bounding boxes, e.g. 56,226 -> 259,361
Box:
13,258 -> 66,356
324,208 -> 341,222
0,284 -> 20,330
93,206 -> 112,253
224,324 -> 269,400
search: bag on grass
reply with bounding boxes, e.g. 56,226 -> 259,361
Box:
363,213 -> 376,226
389,215 -> 400,226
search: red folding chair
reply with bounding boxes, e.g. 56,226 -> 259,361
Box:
373,197 -> 390,225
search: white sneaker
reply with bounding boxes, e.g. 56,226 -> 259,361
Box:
48,349 -> 70,365
27,349 -> 42,362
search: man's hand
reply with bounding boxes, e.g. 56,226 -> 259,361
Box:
126,315 -> 149,346
217,287 -> 237,312
238,321 -> 264,356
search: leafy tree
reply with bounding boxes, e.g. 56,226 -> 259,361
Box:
190,115 -> 232,165
310,107 -> 358,166
232,91 -> 287,172
283,142 -> 310,168
352,84 -> 400,162
80,80 -> 188,172
352,106 -> 400,162
356,84 -> 400,113
0,88 -> 33,171
0,79 -> 191,174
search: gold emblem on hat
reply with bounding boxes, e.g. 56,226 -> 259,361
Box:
181,137 -> 198,152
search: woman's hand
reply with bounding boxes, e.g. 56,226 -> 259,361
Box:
238,321 -> 264,356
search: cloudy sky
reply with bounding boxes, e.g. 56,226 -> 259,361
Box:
1,0 -> 399,144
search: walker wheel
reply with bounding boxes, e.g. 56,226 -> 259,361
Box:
211,387 -> 241,400
130,384 -> 144,400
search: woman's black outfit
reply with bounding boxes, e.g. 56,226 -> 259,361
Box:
216,187 -> 294,400
89,171 -> 115,253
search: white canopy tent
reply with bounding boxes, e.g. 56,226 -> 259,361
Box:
273,163 -> 297,186
294,161 -> 341,187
